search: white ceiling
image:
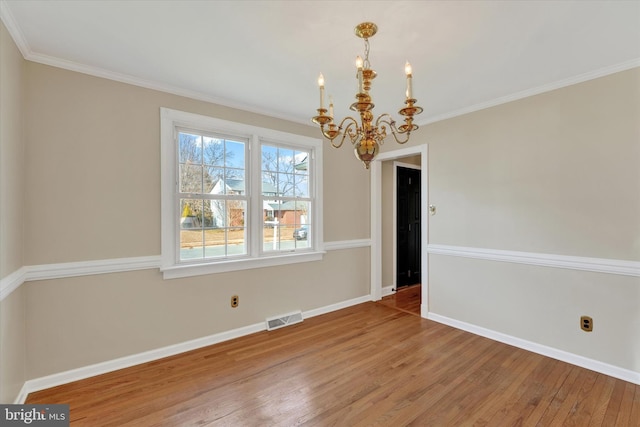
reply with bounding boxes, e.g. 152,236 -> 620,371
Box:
2,1 -> 639,127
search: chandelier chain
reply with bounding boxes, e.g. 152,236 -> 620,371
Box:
363,38 -> 371,69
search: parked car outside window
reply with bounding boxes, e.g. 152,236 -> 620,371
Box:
293,225 -> 308,240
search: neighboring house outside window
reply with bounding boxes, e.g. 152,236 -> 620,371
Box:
160,108 -> 324,279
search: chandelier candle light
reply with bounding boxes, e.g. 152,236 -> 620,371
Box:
312,22 -> 423,169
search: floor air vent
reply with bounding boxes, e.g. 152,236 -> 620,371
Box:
266,311 -> 303,331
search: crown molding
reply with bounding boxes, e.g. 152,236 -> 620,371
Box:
29,51 -> 313,126
4,1 -> 636,130
417,59 -> 640,127
0,1 -> 310,127
0,0 -> 29,57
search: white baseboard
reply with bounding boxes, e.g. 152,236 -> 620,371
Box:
13,383 -> 29,405
427,313 -> 640,386
381,285 -> 394,297
303,295 -> 372,319
16,295 -> 372,402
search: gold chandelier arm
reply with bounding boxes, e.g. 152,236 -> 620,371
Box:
328,116 -> 360,148
376,114 -> 410,145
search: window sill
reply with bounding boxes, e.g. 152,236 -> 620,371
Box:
160,250 -> 326,279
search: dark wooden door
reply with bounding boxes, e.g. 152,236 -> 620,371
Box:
396,166 -> 421,288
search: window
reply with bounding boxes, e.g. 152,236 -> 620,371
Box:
177,130 -> 248,261
161,108 -> 324,278
261,144 -> 311,252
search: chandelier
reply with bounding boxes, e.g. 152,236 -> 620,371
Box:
312,22 -> 423,169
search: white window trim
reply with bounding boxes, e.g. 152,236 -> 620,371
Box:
160,108 -> 324,279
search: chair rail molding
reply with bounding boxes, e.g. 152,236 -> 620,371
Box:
0,239 -> 372,301
427,244 -> 640,277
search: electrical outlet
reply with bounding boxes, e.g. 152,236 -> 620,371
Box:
580,316 -> 593,332
231,295 -> 239,308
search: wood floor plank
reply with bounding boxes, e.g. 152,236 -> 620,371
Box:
475,354 -> 566,426
26,302 -> 640,426
602,380 -> 626,426
586,374 -> 618,426
534,365 -> 584,426
522,360 -> 574,425
625,383 -> 640,427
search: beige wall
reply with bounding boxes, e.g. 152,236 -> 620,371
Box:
425,69 -> 640,258
390,68 -> 639,372
0,22 -> 24,277
23,64 -> 370,265
21,62 -> 371,380
0,21 -> 27,403
0,288 -> 25,403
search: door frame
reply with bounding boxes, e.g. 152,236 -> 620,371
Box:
371,144 -> 429,318
393,161 -> 422,290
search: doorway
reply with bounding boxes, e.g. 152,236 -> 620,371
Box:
370,144 -> 427,317
396,166 -> 421,288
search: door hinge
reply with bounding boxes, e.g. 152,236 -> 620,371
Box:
408,270 -> 411,278
408,223 -> 411,232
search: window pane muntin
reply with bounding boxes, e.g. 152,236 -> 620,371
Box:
223,170 -> 245,195
181,199 -> 247,261
263,224 -> 280,251
262,199 -> 312,253
278,172 -> 295,197
209,167 -> 225,193
201,136 -> 245,168
179,128 -> 246,188
261,177 -> 278,197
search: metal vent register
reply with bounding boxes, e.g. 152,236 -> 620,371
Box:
266,311 -> 303,331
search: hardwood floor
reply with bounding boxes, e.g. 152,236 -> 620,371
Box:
27,302 -> 639,426
378,284 -> 421,316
